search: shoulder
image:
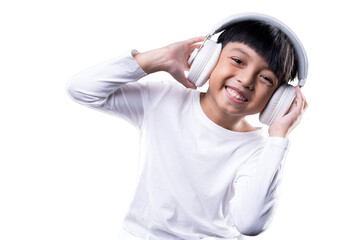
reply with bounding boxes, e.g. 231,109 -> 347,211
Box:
136,80 -> 198,114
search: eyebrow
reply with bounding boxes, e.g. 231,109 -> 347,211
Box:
231,48 -> 251,58
231,47 -> 274,72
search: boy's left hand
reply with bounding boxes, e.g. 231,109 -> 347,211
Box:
268,86 -> 308,138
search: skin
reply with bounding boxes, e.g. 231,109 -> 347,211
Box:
200,42 -> 280,133
135,37 -> 307,138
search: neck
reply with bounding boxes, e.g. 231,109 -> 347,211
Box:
199,92 -> 255,132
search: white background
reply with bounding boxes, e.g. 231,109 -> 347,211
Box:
1,0 -> 359,239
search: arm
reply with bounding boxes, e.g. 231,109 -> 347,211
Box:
66,37 -> 204,126
67,50 -> 148,105
66,50 -> 148,126
230,137 -> 289,236
230,87 -> 307,235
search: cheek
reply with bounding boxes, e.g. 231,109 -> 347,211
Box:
208,69 -> 224,89
254,86 -> 275,109
208,63 -> 233,87
259,98 -> 270,112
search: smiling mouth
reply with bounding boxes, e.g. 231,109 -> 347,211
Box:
225,86 -> 248,102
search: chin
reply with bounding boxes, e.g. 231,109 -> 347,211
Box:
219,103 -> 246,117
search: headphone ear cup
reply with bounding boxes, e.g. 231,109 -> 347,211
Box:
259,84 -> 296,126
188,40 -> 222,87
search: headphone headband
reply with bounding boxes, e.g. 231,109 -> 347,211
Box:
208,13 -> 308,86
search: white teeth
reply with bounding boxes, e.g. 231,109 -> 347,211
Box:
226,87 -> 246,101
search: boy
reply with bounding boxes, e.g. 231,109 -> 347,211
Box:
67,17 -> 307,240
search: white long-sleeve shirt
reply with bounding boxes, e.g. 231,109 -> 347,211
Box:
67,50 -> 290,240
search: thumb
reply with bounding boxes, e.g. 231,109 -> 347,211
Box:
180,76 -> 197,89
174,72 -> 196,89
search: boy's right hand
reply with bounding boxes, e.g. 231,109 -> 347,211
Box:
134,36 -> 206,89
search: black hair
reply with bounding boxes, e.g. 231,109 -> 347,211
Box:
217,20 -> 298,85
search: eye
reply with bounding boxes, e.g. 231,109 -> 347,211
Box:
260,75 -> 274,85
231,57 -> 244,65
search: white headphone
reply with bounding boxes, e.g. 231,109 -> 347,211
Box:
187,13 -> 308,126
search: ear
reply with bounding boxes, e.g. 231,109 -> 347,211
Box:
188,40 -> 222,87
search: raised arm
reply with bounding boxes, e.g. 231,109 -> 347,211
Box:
66,37 -> 205,126
230,85 -> 307,236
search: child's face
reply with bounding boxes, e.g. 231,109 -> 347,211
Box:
206,42 -> 279,118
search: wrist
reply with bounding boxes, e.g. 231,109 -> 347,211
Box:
268,125 -> 288,138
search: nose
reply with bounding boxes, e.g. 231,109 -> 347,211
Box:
236,71 -> 255,90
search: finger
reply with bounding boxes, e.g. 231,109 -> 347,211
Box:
287,98 -> 297,113
294,86 -> 305,109
301,91 -> 308,111
183,79 -> 197,89
186,43 -> 203,61
295,86 -> 303,101
189,43 -> 203,52
286,87 -> 302,116
179,76 -> 197,89
296,86 -> 308,113
173,70 -> 197,89
185,36 -> 206,46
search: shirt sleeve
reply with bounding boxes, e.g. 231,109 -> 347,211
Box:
66,50 -> 148,127
230,137 -> 290,236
